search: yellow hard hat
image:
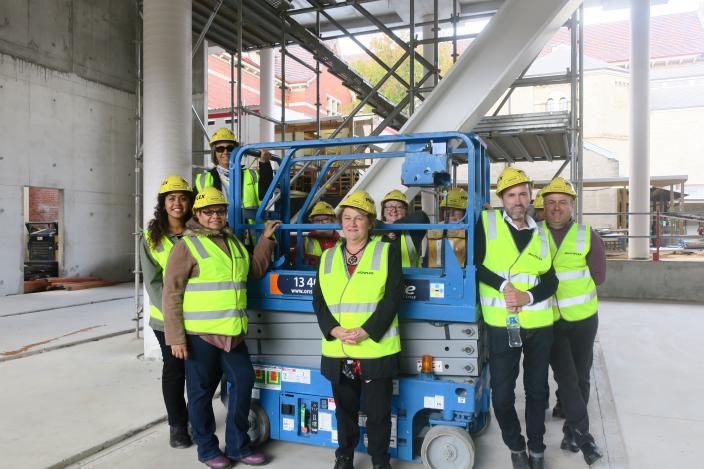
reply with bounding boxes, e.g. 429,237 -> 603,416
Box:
309,201 -> 335,218
159,175 -> 191,194
339,191 -> 377,218
209,127 -> 237,147
541,177 -> 576,198
533,189 -> 544,210
440,188 -> 468,210
193,186 -> 229,210
496,167 -> 531,195
381,189 -> 408,207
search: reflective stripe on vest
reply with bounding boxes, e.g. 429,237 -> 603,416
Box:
305,237 -> 323,258
318,239 -> 401,358
143,230 -> 175,324
195,172 -> 213,193
242,169 -> 260,210
479,210 -> 553,329
182,234 -> 250,335
372,233 -> 419,268
545,222 -> 598,321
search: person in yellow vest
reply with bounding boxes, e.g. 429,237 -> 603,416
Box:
475,167 -> 558,469
533,188 -> 545,222
301,201 -> 340,267
375,189 -> 429,268
162,186 -> 281,469
194,127 -> 273,217
428,187 -> 469,268
313,191 -> 402,469
541,178 -> 606,466
139,175 -> 194,449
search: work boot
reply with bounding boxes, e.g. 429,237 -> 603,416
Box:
580,441 -> 603,466
560,427 -> 579,453
510,450 -> 530,469
552,397 -> 565,419
528,451 -> 546,469
201,455 -> 233,469
169,425 -> 192,448
333,456 -> 354,469
372,464 -> 391,469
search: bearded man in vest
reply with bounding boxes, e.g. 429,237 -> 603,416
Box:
475,167 -> 558,469
541,178 -> 606,466
313,191 -> 403,469
162,187 -> 281,469
194,127 -> 274,222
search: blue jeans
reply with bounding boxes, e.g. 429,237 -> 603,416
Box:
185,336 -> 255,461
487,324 -> 553,453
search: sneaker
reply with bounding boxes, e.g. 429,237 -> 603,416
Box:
238,452 -> 269,466
201,455 -> 233,469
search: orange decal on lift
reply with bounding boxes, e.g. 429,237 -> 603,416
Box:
269,273 -> 282,295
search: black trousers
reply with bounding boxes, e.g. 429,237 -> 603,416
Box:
550,314 -> 598,445
331,375 -> 393,465
153,329 -> 189,427
487,324 -> 553,453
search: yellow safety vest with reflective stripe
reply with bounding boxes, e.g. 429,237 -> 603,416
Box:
479,210 -> 553,329
143,230 -> 174,326
304,236 -> 324,259
195,168 -> 260,210
181,235 -> 250,336
544,222 -> 598,322
373,233 -> 420,268
318,239 -> 401,358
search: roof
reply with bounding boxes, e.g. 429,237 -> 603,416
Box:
527,44 -> 625,76
544,12 -> 704,64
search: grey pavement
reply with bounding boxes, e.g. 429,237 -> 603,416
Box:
4,286 -> 700,469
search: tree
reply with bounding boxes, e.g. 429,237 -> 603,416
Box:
349,34 -> 457,113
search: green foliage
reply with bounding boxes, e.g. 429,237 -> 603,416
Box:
349,34 -> 456,112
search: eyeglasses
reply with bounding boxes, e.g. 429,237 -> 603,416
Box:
384,204 -> 406,211
214,145 -> 235,153
200,208 -> 227,217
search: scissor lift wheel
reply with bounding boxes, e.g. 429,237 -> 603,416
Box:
247,402 -> 270,447
421,425 -> 476,469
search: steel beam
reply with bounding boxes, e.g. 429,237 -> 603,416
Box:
349,0 -> 582,204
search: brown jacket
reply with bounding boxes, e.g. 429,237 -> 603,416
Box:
163,218 -> 275,346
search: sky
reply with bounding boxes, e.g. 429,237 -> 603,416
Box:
337,0 -> 702,57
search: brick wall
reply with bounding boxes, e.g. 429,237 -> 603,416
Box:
28,187 -> 60,222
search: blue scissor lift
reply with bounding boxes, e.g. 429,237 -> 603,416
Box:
226,132 -> 491,468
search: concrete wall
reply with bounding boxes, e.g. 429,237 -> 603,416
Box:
598,260 -> 704,303
0,0 -> 137,295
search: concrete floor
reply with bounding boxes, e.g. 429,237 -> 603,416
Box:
1,285 -> 698,469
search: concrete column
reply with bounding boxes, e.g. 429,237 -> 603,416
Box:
143,0 -> 192,358
193,35 -> 209,174
260,48 -> 275,143
628,0 -> 650,259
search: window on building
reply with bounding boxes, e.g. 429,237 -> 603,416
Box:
546,98 -> 556,112
327,95 -> 341,116
559,97 -> 568,111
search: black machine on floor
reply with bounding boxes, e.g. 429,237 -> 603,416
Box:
24,222 -> 59,280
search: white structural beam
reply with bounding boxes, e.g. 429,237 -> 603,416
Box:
143,0 -> 192,359
628,0 -> 651,259
260,48 -> 276,144
350,0 -> 582,204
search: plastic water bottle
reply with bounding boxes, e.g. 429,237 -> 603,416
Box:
506,314 -> 522,348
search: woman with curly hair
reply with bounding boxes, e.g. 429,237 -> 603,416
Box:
139,175 -> 194,449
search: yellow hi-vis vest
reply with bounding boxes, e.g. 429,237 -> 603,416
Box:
195,168 -> 260,210
318,239 -> 401,358
181,234 -> 250,336
304,236 -> 323,259
544,222 -> 598,322
373,233 -> 420,268
143,230 -> 174,326
427,228 -> 466,268
479,210 -> 553,329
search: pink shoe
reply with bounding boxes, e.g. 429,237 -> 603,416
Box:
237,452 -> 269,466
201,455 -> 233,469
